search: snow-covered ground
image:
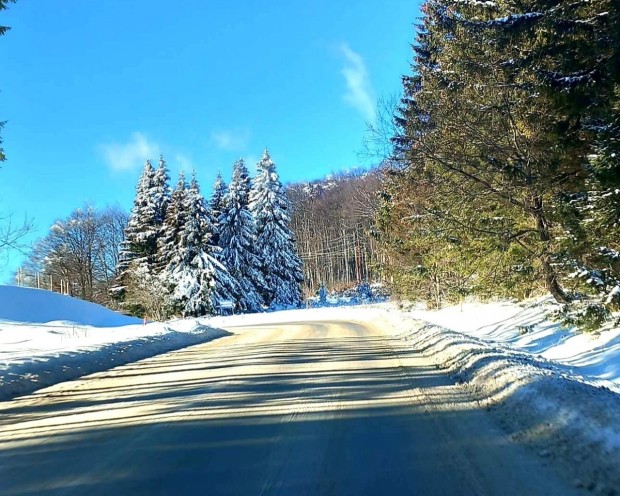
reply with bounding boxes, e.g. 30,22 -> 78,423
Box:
0,286 -> 229,401
409,297 -> 620,391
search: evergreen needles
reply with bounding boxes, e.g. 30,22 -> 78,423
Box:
380,0 -> 620,320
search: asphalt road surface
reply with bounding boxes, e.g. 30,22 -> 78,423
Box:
0,317 -> 583,495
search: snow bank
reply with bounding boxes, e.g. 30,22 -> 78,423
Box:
393,302 -> 620,494
0,286 -> 230,401
410,298 -> 620,389
0,285 -> 140,327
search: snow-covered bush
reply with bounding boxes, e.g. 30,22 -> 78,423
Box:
307,282 -> 388,307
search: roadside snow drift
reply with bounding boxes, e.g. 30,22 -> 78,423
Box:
392,302 -> 620,494
410,298 -> 620,389
0,286 -> 230,401
0,285 -> 139,326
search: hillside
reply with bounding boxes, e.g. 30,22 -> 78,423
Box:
0,285 -> 140,326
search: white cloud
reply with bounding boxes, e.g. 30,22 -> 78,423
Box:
338,43 -> 376,122
210,129 -> 250,151
100,132 -> 160,172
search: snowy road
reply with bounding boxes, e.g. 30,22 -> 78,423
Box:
0,317 -> 583,495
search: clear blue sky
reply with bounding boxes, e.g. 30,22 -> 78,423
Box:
0,0 -> 420,282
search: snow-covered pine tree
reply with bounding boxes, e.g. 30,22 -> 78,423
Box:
153,155 -> 171,226
249,150 -> 304,309
157,171 -> 189,272
162,173 -> 238,317
112,160 -> 157,300
219,159 -> 267,312
208,172 -> 228,247
111,157 -> 171,314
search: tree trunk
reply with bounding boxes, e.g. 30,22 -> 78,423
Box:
541,254 -> 569,303
530,195 -> 570,303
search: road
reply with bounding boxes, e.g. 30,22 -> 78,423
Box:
0,317 -> 583,495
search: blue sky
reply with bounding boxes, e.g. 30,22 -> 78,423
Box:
0,0 -> 420,282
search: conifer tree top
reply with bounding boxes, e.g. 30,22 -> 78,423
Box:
258,149 -> 273,170
231,159 -> 250,184
175,170 -> 187,190
213,171 -> 225,186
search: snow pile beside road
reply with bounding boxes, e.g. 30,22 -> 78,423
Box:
0,285 -> 140,327
0,286 -> 230,401
393,304 -> 620,494
410,297 -> 620,389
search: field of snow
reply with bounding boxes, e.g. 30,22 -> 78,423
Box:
0,286 -> 229,401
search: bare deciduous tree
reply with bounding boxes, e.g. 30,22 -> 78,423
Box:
359,94 -> 401,166
17,204 -> 128,305
0,212 -> 32,255
288,169 -> 383,295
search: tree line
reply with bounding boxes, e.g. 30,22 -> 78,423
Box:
112,150 -> 303,318
379,0 -> 620,326
16,165 -> 385,308
16,150 -> 304,318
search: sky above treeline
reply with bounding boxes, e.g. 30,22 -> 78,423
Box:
0,0 -> 421,282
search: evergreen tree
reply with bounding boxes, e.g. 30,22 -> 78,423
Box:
157,171 -> 188,272
153,155 -> 171,226
112,160 -> 157,300
208,172 -> 228,247
112,158 -> 170,311
382,0 -> 620,308
220,159 -> 267,312
162,173 -> 237,316
249,150 -> 304,309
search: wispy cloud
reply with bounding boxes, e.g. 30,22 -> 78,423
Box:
100,132 -> 160,172
338,43 -> 376,122
210,129 -> 250,151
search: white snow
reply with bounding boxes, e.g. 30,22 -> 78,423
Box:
0,285 -> 140,327
0,285 -> 229,401
409,297 -> 620,390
